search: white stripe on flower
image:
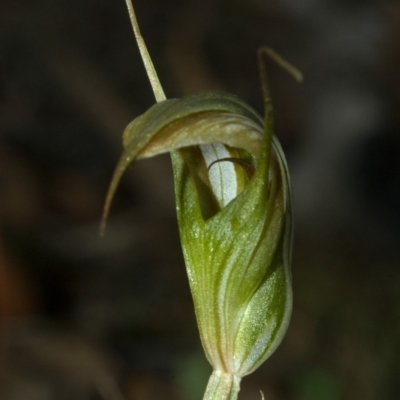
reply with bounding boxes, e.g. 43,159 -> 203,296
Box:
200,143 -> 237,208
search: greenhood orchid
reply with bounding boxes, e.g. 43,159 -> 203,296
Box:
101,1 -> 301,399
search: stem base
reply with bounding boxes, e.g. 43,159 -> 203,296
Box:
203,370 -> 241,400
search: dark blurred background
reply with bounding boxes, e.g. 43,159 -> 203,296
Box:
1,0 -> 400,399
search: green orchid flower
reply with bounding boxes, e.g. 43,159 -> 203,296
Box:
101,2 -> 301,399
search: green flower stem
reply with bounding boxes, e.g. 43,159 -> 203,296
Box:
203,370 -> 241,400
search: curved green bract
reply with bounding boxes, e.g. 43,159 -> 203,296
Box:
123,91 -> 263,149
102,92 -> 266,228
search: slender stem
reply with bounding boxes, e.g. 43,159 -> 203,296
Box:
203,371 -> 241,400
125,0 -> 166,103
